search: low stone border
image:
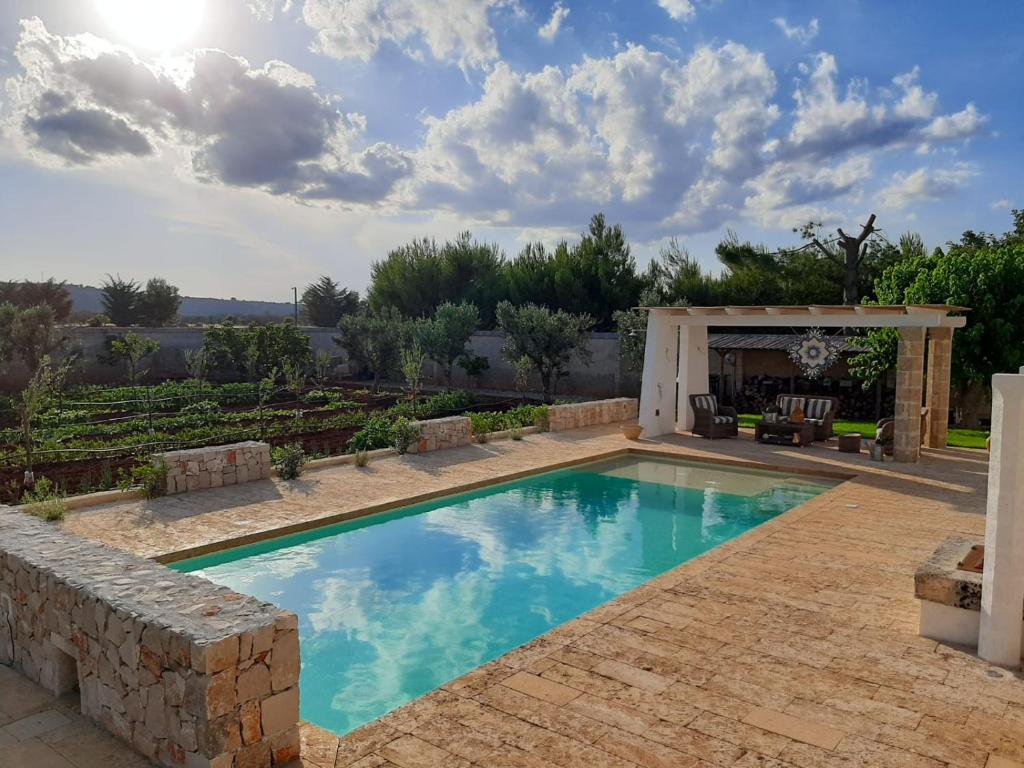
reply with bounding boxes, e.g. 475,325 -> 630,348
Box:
407,415 -> 472,454
548,397 -> 639,432
0,509 -> 301,768
157,441 -> 272,494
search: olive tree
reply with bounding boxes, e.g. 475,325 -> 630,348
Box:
416,302 -> 479,390
336,308 -> 409,391
495,301 -> 593,403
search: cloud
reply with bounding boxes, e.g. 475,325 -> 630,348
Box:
772,17 -> 819,44
784,56 -> 985,159
256,0 -> 522,71
3,18 -> 411,204
657,0 -> 697,22
744,155 -> 872,225
991,198 -> 1011,210
922,102 -> 986,140
876,163 -> 976,209
538,2 -> 570,42
411,42 -> 778,233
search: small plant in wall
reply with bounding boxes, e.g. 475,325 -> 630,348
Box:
272,442 -> 307,480
391,417 -> 419,455
510,426 -> 524,441
353,449 -> 370,467
21,477 -> 66,521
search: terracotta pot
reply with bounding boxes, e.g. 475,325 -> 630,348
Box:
620,424 -> 643,440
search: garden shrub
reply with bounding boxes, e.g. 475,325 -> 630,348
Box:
272,442 -> 306,480
348,413 -> 395,452
122,459 -> 169,499
22,478 -> 66,521
391,417 -> 420,455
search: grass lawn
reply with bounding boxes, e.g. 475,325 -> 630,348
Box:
736,414 -> 989,450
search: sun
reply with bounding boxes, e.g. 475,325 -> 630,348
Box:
97,0 -> 205,51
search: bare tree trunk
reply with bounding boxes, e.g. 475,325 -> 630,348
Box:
837,214 -> 877,305
811,213 -> 877,305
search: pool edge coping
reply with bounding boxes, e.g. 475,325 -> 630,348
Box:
154,444 -> 855,565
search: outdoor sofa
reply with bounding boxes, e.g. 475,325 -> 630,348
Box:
775,394 -> 840,441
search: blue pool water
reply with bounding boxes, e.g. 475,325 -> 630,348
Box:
172,455 -> 833,735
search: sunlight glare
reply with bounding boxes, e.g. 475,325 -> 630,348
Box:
97,0 -> 205,51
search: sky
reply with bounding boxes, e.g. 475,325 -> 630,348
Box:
0,0 -> 1019,301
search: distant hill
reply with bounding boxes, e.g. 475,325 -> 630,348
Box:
67,284 -> 294,322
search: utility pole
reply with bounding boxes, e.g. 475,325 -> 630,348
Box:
292,287 -> 298,325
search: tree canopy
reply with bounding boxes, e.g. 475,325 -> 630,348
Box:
137,278 -> 181,327
100,275 -> 141,326
367,232 -> 506,324
507,214 -> 645,330
850,211 -> 1024,392
0,279 -> 72,321
302,276 -> 360,327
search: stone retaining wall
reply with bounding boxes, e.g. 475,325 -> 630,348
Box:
406,416 -> 472,454
547,398 -> 639,432
0,510 -> 300,768
158,441 -> 271,494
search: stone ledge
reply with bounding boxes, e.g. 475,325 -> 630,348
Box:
915,536 -> 983,611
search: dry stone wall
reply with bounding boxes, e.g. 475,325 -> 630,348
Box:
547,398 -> 639,432
406,416 -> 472,454
0,509 -> 300,768
158,441 -> 271,494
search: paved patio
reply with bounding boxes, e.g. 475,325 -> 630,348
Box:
54,426 -> 1024,767
0,664 -> 151,768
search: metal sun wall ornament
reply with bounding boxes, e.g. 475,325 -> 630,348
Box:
788,328 -> 840,379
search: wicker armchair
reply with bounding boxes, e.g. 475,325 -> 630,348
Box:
875,417 -> 895,456
775,394 -> 840,441
689,394 -> 738,439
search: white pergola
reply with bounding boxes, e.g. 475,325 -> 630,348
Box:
639,304 -> 968,462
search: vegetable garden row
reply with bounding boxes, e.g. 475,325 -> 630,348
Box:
0,379 -> 547,502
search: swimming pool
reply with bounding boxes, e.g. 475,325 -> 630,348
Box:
173,454 -> 835,735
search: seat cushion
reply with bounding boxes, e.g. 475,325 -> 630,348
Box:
693,394 -> 718,415
805,398 -> 833,420
712,415 -> 734,424
778,396 -> 805,417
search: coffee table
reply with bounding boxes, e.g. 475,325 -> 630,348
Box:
755,420 -> 816,447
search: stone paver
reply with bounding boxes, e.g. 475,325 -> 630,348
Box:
57,425 -> 1024,767
0,666 -> 152,768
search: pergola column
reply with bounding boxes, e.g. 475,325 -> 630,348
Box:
676,325 -> 709,431
638,312 -> 678,437
894,327 -> 926,462
924,327 -> 953,448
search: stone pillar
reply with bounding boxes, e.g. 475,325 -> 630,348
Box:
894,327 -> 926,462
676,325 -> 710,431
979,373 -> 1024,668
924,327 -> 953,448
638,312 -> 678,437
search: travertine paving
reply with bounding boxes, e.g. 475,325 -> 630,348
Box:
0,664 -> 152,768
61,427 -> 1024,768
